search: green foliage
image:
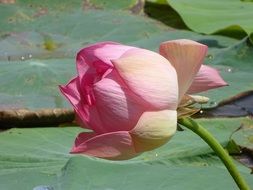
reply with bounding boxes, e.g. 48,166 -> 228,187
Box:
0,118 -> 252,190
200,38 -> 253,107
166,0 -> 253,42
0,1 -> 253,189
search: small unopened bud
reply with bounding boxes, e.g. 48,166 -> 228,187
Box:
189,95 -> 209,104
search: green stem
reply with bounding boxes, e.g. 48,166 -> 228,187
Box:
178,117 -> 250,190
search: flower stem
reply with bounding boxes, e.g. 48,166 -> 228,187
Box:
178,117 -> 250,190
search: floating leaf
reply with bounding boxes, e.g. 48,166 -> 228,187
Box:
197,37 -> 253,108
0,2 -> 241,109
195,91 -> 253,117
0,118 -> 252,189
166,0 -> 253,41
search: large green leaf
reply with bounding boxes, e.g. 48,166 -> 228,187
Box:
0,5 -> 167,109
166,0 -> 253,41
0,118 -> 252,189
199,38 -> 253,108
0,1 -> 243,109
1,31 -> 249,109
144,1 -> 188,30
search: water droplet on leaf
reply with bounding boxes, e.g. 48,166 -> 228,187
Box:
33,185 -> 54,190
225,67 -> 233,73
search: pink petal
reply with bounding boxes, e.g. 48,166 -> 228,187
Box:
76,42 -> 133,106
60,42 -> 146,133
112,48 -> 178,110
59,77 -> 106,133
130,110 -> 177,152
74,132 -> 97,146
76,41 -> 135,80
159,39 -> 208,101
187,65 -> 228,94
71,131 -> 138,160
59,77 -> 89,128
93,70 -> 147,132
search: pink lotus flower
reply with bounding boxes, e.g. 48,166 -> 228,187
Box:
60,40 -> 227,160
